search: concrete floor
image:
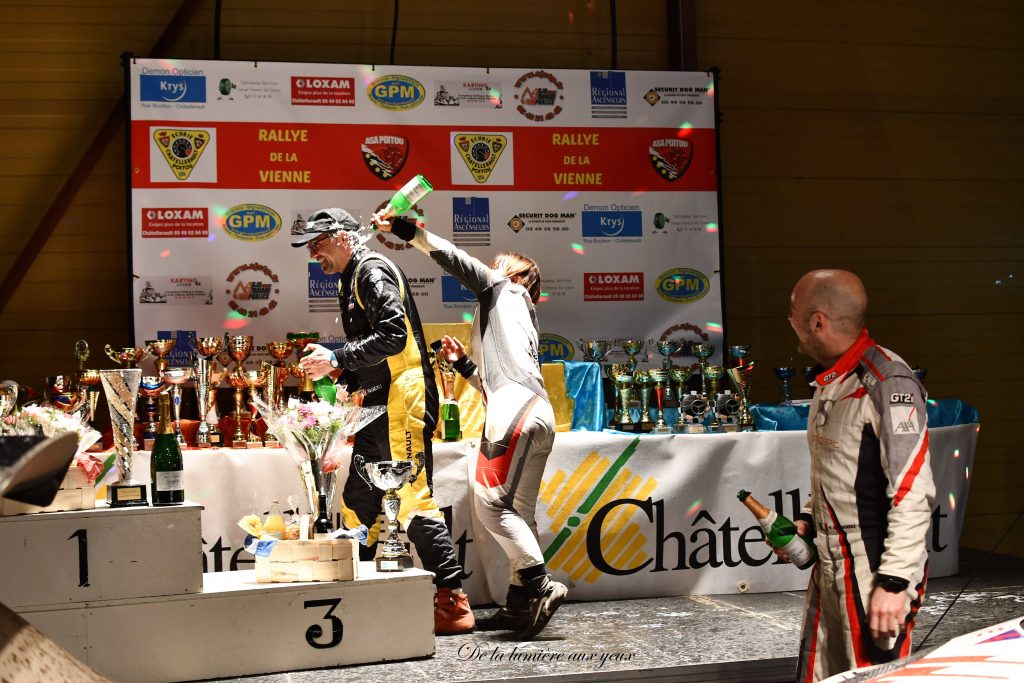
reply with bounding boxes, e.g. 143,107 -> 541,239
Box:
211,549 -> 1024,683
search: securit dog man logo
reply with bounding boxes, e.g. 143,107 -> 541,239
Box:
540,438 -> 657,583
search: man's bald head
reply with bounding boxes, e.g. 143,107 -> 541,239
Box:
793,269 -> 867,334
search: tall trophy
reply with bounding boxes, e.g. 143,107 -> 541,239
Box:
138,376 -> 166,450
669,366 -> 693,432
190,334 -> 226,448
693,343 -> 715,397
265,341 -> 293,409
227,368 -> 250,448
610,364 -> 635,431
100,368 -> 147,506
704,364 -> 725,432
73,339 -> 90,388
617,338 -> 646,373
650,338 -> 682,370
161,367 -> 192,446
729,345 -> 751,367
146,338 -> 176,374
77,369 -> 103,435
633,370 -> 655,433
287,332 -> 319,400
774,366 -> 795,403
353,452 -> 426,572
727,360 -> 757,431
243,367 -> 269,447
104,345 -> 150,368
260,361 -> 285,447
647,367 -> 671,433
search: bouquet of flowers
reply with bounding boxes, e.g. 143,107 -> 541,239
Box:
7,404 -> 104,483
252,390 -> 384,519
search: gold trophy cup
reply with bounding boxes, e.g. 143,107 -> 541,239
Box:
227,368 -> 250,448
669,365 -> 693,432
160,367 -> 192,446
727,360 -> 757,432
189,334 -> 226,448
146,339 -> 177,374
704,364 -> 725,432
243,369 -> 268,447
287,332 -> 319,398
104,345 -> 150,368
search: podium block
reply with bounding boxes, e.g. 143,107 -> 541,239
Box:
0,502 -> 203,608
21,566 -> 436,682
255,538 -> 360,583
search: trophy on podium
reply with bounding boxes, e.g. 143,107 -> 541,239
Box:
146,339 -> 176,374
100,368 -> 147,506
265,341 -> 293,409
669,366 -> 693,432
287,332 -> 319,399
633,370 -> 655,433
104,345 -> 150,369
729,345 -> 751,367
243,368 -> 268,447
353,452 -> 426,572
704,365 -> 725,432
161,367 -> 192,446
727,361 -> 757,431
650,338 -> 683,370
647,367 -> 672,434
693,344 -> 715,398
189,334 -> 226,448
260,361 -> 285,447
138,376 -> 166,449
774,366 -> 795,403
610,364 -> 635,431
227,369 -> 250,448
616,338 -> 646,373
77,369 -> 103,433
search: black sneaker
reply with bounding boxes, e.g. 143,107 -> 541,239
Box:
476,585 -> 529,631
516,575 -> 568,640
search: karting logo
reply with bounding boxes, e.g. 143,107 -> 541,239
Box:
140,75 -> 207,103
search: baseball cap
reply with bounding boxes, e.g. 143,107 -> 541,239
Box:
290,208 -> 361,247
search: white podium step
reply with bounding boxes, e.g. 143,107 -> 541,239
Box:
20,565 -> 436,682
0,502 -> 203,608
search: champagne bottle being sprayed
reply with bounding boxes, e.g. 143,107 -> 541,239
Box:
737,489 -> 818,569
353,174 -> 434,245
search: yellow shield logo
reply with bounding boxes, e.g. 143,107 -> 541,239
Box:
453,133 -> 507,184
153,129 -> 211,181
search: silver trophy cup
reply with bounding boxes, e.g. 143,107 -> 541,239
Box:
353,452 -> 426,571
100,368 -> 147,506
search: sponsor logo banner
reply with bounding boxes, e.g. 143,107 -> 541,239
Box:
452,133 -> 509,184
152,128 -> 212,181
367,75 -> 425,110
890,406 -> 920,434
589,71 -> 627,119
138,277 -> 214,305
433,80 -> 503,108
539,333 -> 575,362
225,262 -> 281,318
307,262 -> 341,313
581,208 -> 643,239
222,204 -> 282,241
655,268 -> 709,304
514,70 -> 564,121
643,84 -> 711,107
441,275 -> 476,304
507,212 -> 575,234
140,74 -> 206,104
291,76 -> 355,106
452,197 -> 491,247
361,134 -> 409,180
584,272 -> 644,302
216,77 -> 282,102
649,137 -> 693,182
141,207 -> 209,238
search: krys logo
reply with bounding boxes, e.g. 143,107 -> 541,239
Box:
225,262 -> 280,318
140,74 -> 206,103
540,439 -> 800,581
367,75 -> 425,111
656,268 -> 709,304
539,334 -> 574,363
222,204 -> 281,241
441,275 -> 475,304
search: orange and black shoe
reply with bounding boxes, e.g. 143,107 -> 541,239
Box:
435,587 -> 475,635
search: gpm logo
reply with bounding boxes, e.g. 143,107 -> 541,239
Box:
655,268 -> 709,304
223,204 -> 281,242
367,75 -> 425,110
539,334 -> 574,363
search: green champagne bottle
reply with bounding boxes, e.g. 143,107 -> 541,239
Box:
440,400 -> 461,442
737,489 -> 817,569
359,174 -> 434,244
151,393 -> 185,505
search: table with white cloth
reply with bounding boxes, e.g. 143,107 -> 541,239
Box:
114,411 -> 977,605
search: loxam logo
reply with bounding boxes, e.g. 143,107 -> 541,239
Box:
366,75 -> 425,110
538,333 -> 574,363
222,204 -> 281,241
655,268 -> 709,304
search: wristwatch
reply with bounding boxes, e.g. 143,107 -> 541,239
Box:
876,575 -> 909,594
329,351 -> 340,369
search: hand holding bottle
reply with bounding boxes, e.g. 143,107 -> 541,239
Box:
772,518 -> 811,563
298,343 -> 335,380
440,335 -> 466,364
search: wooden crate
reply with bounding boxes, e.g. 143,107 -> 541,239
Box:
254,538 -> 359,583
0,465 -> 95,516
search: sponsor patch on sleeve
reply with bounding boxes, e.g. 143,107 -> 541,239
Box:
890,392 -> 914,404
890,405 -> 920,434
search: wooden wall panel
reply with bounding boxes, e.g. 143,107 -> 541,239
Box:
0,0 -> 1020,556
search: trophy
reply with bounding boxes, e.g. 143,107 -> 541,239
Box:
99,368 -> 147,506
669,366 -> 693,432
693,344 -> 715,397
0,381 -> 17,435
265,341 -> 293,409
104,345 -> 150,368
704,365 -> 725,432
243,369 -> 268,447
189,334 -> 226,448
647,367 -> 671,433
729,345 -> 750,367
353,451 -> 426,572
774,366 -> 795,403
610,364 -> 634,431
146,338 -> 176,374
138,376 -> 166,449
287,332 -> 319,399
650,338 -> 683,370
160,367 -> 192,446
73,339 -> 90,389
258,362 -> 284,447
227,368 -> 250,448
727,361 -> 757,432
578,338 -> 612,364
633,370 -> 655,432
428,341 -> 461,442
617,338 -> 646,373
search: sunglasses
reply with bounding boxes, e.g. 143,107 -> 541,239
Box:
306,233 -> 335,254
